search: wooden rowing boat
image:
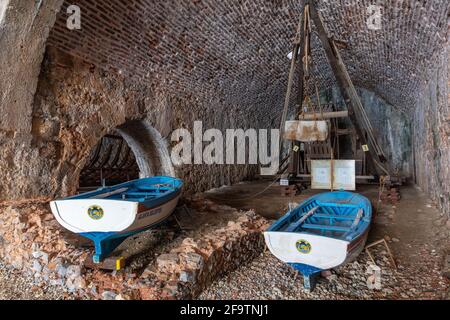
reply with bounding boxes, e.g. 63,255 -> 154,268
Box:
264,191 -> 372,290
50,176 -> 183,263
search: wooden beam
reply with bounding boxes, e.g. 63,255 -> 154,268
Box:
287,3 -> 307,176
279,13 -> 303,149
307,0 -> 389,176
299,110 -> 348,120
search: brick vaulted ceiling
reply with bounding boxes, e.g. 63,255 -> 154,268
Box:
47,0 -> 449,113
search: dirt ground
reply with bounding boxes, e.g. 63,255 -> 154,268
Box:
200,180 -> 450,299
0,180 -> 449,299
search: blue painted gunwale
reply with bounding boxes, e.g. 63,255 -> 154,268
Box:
267,191 -> 372,242
266,191 -> 372,290
61,176 -> 183,263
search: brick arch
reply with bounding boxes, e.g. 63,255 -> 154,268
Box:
76,119 -> 175,191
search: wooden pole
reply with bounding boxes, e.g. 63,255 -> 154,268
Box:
279,13 -> 304,151
288,4 -> 307,176
299,110 -> 348,120
307,0 -> 389,176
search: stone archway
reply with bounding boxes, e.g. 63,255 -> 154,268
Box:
116,120 -> 175,178
77,119 -> 175,190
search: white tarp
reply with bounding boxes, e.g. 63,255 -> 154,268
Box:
284,120 -> 329,142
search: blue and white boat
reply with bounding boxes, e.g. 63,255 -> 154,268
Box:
50,176 -> 183,263
264,191 -> 372,290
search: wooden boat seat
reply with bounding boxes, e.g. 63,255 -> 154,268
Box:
123,192 -> 157,199
137,184 -> 173,191
91,187 -> 129,199
302,223 -> 351,232
136,188 -> 170,193
316,201 -> 359,209
314,213 -> 355,220
285,206 -> 319,232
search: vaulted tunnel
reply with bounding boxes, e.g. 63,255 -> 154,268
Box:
78,120 -> 175,191
0,0 -> 445,212
0,0 -> 448,300
0,0 -> 447,210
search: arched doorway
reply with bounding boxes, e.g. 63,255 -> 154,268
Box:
78,120 -> 174,191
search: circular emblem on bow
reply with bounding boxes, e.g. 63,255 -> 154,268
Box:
295,239 -> 311,254
87,205 -> 104,220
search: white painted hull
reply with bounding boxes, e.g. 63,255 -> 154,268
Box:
50,195 -> 180,234
264,230 -> 368,270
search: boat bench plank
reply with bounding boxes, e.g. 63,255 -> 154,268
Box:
302,223 -> 351,232
314,213 -> 355,220
124,192 -> 158,197
316,202 -> 359,208
136,188 -> 170,193
285,206 -> 320,232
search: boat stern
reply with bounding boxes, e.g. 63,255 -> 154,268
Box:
50,199 -> 138,233
263,231 -> 349,270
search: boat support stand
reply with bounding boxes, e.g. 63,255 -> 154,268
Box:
81,232 -> 130,263
289,263 -> 322,291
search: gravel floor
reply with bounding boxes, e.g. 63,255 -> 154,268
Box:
199,248 -> 449,300
0,261 -> 68,300
200,184 -> 450,300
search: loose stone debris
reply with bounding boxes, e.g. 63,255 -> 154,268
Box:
0,186 -> 448,300
0,196 -> 269,299
199,246 -> 449,300
0,199 -> 90,297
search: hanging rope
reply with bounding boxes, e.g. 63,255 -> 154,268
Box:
205,173 -> 284,201
376,175 -> 387,215
314,81 -> 324,119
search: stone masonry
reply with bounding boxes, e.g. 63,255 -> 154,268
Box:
0,1 -> 449,213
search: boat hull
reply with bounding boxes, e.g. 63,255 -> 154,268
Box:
49,192 -> 180,234
264,190 -> 372,290
264,227 -> 369,266
49,176 -> 183,262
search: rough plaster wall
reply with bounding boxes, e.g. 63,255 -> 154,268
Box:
2,48 -> 262,199
329,86 -> 412,177
413,50 -> 450,217
0,0 -> 63,132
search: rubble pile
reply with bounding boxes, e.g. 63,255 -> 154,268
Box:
0,200 -> 89,294
0,197 -> 270,300
137,209 -> 270,299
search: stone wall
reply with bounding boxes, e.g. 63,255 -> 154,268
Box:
0,0 -> 448,203
327,86 -> 413,177
413,51 -> 450,217
137,205 -> 269,300
6,47 -> 268,199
